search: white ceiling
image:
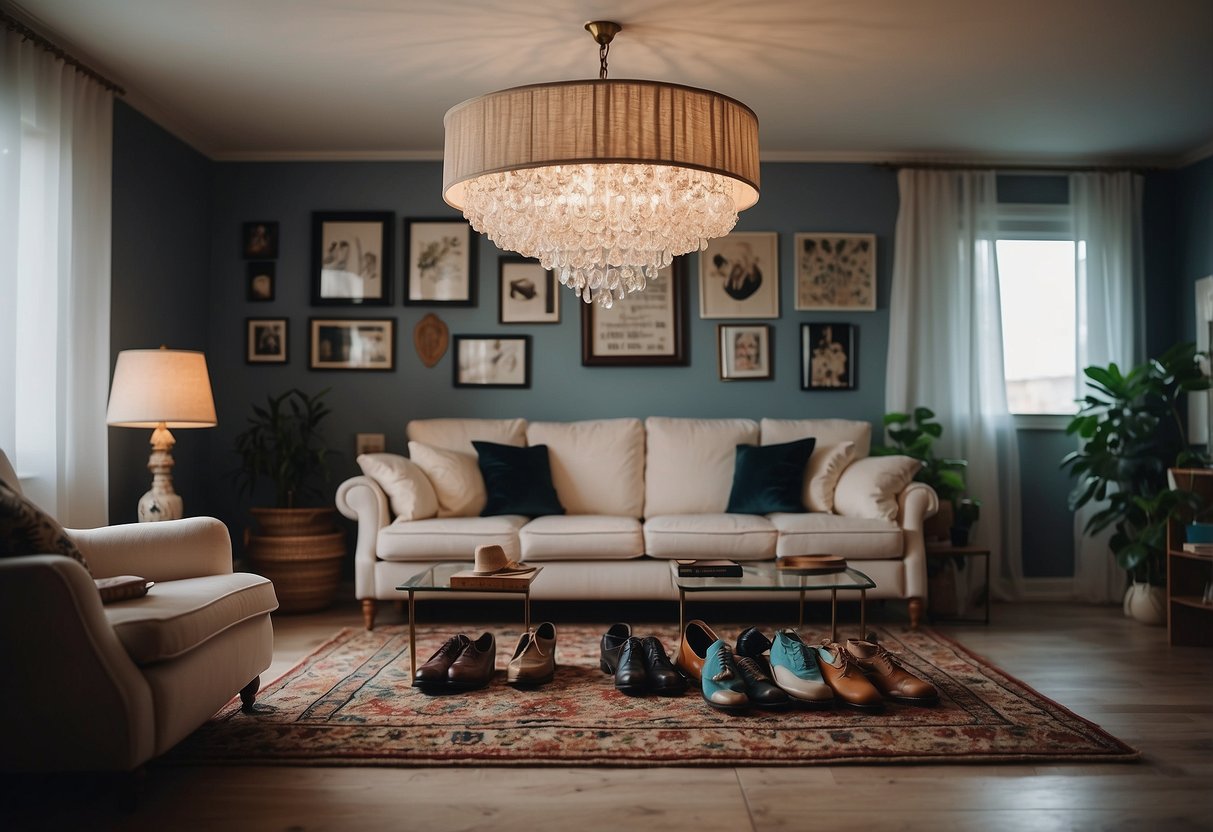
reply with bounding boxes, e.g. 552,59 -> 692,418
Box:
11,0 -> 1213,166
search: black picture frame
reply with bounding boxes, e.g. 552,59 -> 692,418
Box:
581,257 -> 688,366
498,256 -> 559,324
242,221 -> 278,259
308,317 -> 396,371
404,218 -> 477,306
246,261 -> 275,302
246,318 -> 288,365
310,211 -> 394,306
801,322 -> 857,390
452,335 -> 531,388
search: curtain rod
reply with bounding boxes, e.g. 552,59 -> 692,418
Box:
2,9 -> 125,96
877,161 -> 1156,174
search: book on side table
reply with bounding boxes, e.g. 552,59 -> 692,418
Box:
676,559 -> 743,578
449,565 -> 542,591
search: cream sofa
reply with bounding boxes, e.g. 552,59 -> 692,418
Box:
336,417 -> 937,630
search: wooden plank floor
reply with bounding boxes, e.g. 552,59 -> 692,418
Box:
5,601 -> 1212,831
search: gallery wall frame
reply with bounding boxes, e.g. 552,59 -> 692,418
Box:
246,318 -> 288,365
718,323 -> 773,381
242,221 -> 278,259
452,335 -> 531,388
246,261 -> 275,302
794,233 -> 877,311
498,256 -> 560,324
699,231 -> 780,319
311,211 -> 394,306
308,317 -> 396,371
581,258 -> 688,366
404,218 -> 476,306
801,322 -> 857,390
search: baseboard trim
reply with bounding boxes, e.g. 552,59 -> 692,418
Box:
1020,577 -> 1075,601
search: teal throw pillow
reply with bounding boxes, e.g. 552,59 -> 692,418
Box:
473,441 -> 566,517
725,437 -> 816,515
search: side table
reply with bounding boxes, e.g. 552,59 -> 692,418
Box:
925,543 -> 991,624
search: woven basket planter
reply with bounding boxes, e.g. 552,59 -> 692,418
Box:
247,508 -> 345,613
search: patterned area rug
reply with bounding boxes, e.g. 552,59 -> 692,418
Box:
168,623 -> 1137,767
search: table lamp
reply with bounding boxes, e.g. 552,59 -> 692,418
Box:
106,347 -> 217,522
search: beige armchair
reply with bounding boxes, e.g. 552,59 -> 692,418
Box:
0,450 -> 278,772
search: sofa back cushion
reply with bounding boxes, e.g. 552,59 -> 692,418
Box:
406,418 -> 527,454
759,418 -> 872,458
406,441 -> 485,518
526,418 -> 645,518
644,417 -> 759,516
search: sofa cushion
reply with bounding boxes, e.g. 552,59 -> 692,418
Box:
726,437 -> 816,514
376,515 -> 527,562
769,513 -> 904,559
643,513 -> 776,561
644,418 -> 759,517
406,418 -> 527,454
760,418 -> 872,458
804,441 -> 856,513
520,515 -> 645,561
526,418 -> 645,518
356,453 -> 439,521
833,455 -> 923,521
105,572 -> 277,665
0,481 -> 91,574
407,441 -> 485,518
473,441 -> 565,517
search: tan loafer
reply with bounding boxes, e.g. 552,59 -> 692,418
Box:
675,619 -> 721,682
447,632 -> 496,690
508,622 -> 557,686
845,638 -> 939,705
816,641 -> 884,711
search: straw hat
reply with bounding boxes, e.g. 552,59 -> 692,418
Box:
471,544 -> 532,575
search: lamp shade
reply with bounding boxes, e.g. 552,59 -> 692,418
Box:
106,349 -> 217,429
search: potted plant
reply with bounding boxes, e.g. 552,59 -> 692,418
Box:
233,388 -> 344,612
1062,342 -> 1210,624
875,407 -> 970,541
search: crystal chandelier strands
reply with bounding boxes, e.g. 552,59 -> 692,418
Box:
442,22 -> 760,308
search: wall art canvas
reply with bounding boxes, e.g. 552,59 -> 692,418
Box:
453,336 -> 530,388
801,322 -> 857,390
405,219 -> 476,305
718,324 -> 772,381
246,318 -> 288,364
247,261 -> 275,301
242,221 -> 278,259
794,233 -> 876,311
309,318 -> 395,371
699,232 -> 779,319
311,212 -> 393,306
499,257 -> 559,323
582,258 -> 687,366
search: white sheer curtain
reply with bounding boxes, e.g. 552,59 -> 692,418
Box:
886,169 -> 1024,601
1071,171 -> 1145,603
0,29 -> 113,527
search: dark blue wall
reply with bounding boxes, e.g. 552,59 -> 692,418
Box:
1176,155 -> 1213,338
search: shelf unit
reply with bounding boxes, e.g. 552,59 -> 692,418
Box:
1166,469 -> 1213,647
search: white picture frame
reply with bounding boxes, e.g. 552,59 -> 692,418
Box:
698,232 -> 780,319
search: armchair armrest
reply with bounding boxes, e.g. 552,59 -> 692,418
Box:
897,482 -> 938,602
69,517 -> 233,581
336,475 -> 390,599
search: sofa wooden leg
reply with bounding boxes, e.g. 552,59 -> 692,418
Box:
362,599 -> 377,631
239,676 -> 260,713
908,597 -> 923,630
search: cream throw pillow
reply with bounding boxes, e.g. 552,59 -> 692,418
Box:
406,441 -> 486,518
833,455 -> 922,521
805,441 -> 856,513
356,453 -> 439,521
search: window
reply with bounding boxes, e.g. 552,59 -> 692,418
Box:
995,205 -> 1076,416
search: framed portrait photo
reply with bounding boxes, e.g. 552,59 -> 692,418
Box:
242,221 -> 278,259
699,231 -> 779,319
311,212 -> 393,306
801,323 -> 857,390
246,261 -> 275,302
581,258 -> 688,366
246,318 -> 288,364
499,256 -> 559,324
453,335 -> 531,388
309,318 -> 396,371
795,233 -> 876,311
405,218 -> 476,306
718,324 -> 772,381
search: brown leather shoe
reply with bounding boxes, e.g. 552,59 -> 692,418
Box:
845,638 -> 939,705
413,633 -> 470,688
675,619 -> 721,682
447,632 -> 496,690
507,622 -> 557,686
815,641 -> 884,711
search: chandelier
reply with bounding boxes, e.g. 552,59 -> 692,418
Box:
442,21 -> 760,308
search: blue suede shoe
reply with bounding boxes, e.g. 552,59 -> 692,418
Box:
701,639 -> 749,714
768,629 -> 833,704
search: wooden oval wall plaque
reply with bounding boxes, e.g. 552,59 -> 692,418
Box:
413,313 -> 449,368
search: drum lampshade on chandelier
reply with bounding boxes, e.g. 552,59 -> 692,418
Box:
442,21 -> 760,308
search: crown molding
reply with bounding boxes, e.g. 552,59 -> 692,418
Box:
1175,137 -> 1213,169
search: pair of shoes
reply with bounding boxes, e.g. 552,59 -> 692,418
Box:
843,637 -> 939,705
815,641 -> 884,711
674,619 -> 719,681
507,622 -> 557,686
413,632 -> 496,691
674,620 -> 754,713
599,624 -> 685,696
736,627 -> 828,707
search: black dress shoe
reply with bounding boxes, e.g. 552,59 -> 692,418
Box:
599,622 -> 632,674
735,655 -> 792,709
735,626 -> 773,659
614,636 -> 648,695
640,636 -> 687,696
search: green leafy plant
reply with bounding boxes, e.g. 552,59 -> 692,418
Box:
875,407 -> 969,506
1061,342 -> 1211,585
233,388 -> 334,508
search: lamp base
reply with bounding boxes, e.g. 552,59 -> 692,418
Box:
138,488 -> 183,522
138,423 -> 183,523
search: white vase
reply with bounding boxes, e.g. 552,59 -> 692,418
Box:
1122,582 -> 1166,626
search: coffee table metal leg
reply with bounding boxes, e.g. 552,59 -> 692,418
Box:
524,589 -> 531,632
984,552 -> 991,625
830,588 -> 838,643
408,589 -> 417,678
799,585 -> 806,628
678,589 -> 686,642
860,588 -> 867,639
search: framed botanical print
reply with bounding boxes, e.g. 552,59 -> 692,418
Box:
699,231 -> 780,319
405,218 -> 476,306
246,318 -> 288,365
795,233 -> 876,311
311,212 -> 393,306
309,318 -> 396,371
801,322 -> 857,390
718,324 -> 772,381
453,335 -> 531,388
242,221 -> 278,259
581,258 -> 688,366
499,256 -> 559,324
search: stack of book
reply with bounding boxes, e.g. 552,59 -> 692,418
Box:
675,559 -> 743,577
449,565 -> 542,590
1182,542 -> 1213,558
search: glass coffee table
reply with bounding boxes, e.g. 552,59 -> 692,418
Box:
670,561 -> 877,642
397,562 -> 540,676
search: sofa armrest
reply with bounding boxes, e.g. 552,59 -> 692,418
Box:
0,555 -> 155,771
897,482 -> 938,602
336,475 -> 390,599
69,517 -> 233,581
